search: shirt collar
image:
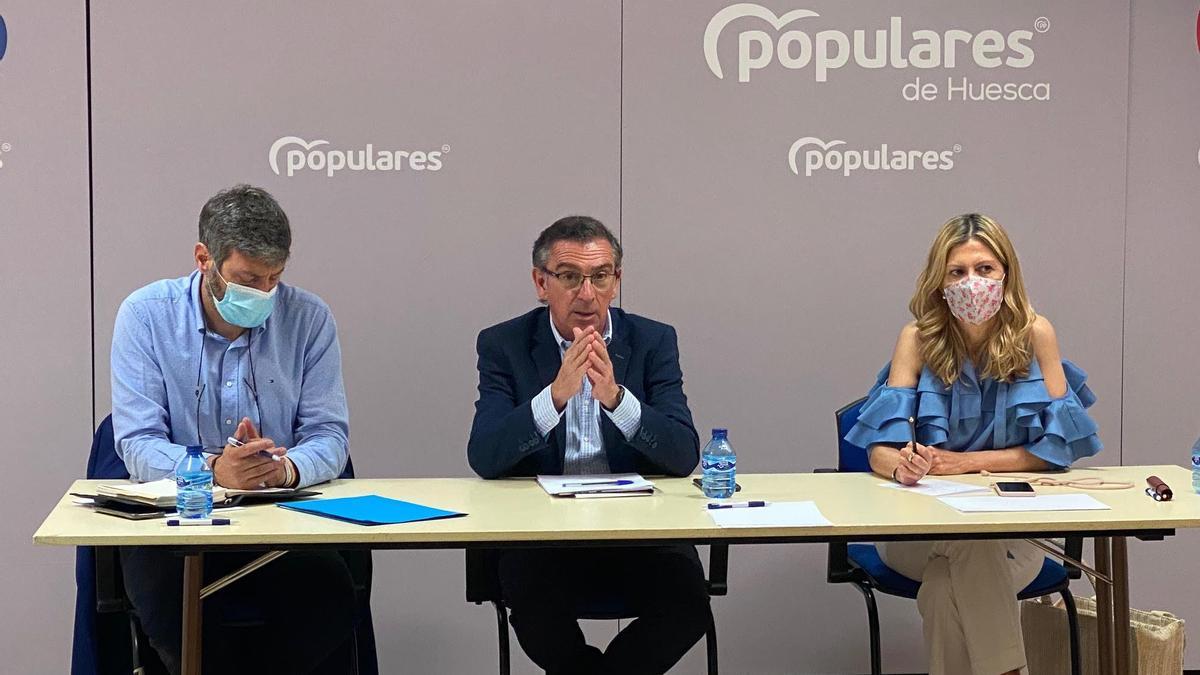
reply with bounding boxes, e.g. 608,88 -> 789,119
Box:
549,309 -> 613,350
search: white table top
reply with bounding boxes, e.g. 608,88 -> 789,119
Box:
33,465 -> 1200,548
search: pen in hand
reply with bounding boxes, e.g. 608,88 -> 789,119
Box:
895,416 -> 928,485
223,436 -> 283,462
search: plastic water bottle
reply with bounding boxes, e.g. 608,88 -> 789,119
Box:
701,428 -> 737,499
1192,437 -> 1200,494
175,447 -> 213,519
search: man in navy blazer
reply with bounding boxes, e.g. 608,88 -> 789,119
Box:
468,216 -> 711,675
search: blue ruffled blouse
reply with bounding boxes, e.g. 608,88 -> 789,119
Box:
844,358 -> 1102,468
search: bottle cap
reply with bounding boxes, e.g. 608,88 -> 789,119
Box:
712,428 -> 728,436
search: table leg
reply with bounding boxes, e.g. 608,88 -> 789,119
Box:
1094,537 -> 1115,675
1112,537 -> 1131,675
181,553 -> 203,675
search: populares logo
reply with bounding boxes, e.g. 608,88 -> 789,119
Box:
0,140 -> 11,170
788,136 -> 960,177
704,3 -> 1036,83
268,136 -> 447,177
0,14 -> 8,61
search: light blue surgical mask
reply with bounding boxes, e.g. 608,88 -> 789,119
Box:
209,267 -> 277,328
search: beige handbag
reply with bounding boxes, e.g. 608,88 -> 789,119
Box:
1021,595 -> 1186,674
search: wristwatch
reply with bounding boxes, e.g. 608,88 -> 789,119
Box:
604,386 -> 626,412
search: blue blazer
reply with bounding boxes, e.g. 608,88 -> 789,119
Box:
468,307 -> 699,479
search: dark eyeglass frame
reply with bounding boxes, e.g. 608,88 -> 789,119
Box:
540,267 -> 620,292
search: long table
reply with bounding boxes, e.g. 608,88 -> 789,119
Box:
35,464 -> 1200,675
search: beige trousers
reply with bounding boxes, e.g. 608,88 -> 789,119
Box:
880,539 -> 1044,675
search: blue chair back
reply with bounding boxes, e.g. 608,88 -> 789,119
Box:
73,414 -> 128,675
835,397 -> 871,473
72,415 -> 365,674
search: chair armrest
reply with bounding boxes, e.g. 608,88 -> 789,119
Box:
815,468 -> 860,582
94,546 -> 128,613
826,541 -> 860,584
706,544 -> 729,597
338,549 -> 374,596
465,548 -> 503,604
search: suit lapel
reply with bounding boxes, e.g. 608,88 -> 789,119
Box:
531,312 -> 561,390
608,335 -> 630,388
602,313 -> 632,469
530,312 -> 568,465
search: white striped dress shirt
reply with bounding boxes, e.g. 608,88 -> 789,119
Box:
529,311 -> 643,474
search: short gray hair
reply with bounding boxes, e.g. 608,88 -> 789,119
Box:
198,185 -> 291,268
532,216 -> 622,269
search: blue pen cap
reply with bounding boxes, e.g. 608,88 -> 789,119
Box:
711,428 -> 728,439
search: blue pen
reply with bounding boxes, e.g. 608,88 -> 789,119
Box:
167,518 -> 231,526
707,501 -> 768,510
562,479 -> 634,487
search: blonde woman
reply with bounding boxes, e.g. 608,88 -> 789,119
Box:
845,213 -> 1102,675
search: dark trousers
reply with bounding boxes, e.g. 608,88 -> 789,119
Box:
497,545 -> 712,675
119,547 -> 357,675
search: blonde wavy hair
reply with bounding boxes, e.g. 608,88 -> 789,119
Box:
910,213 -> 1037,385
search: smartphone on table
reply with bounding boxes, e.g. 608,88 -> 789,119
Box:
992,481 -> 1036,497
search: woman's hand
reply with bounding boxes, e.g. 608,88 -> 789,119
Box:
894,442 -> 932,485
923,446 -> 975,475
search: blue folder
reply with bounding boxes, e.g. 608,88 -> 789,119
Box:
277,494 -> 466,526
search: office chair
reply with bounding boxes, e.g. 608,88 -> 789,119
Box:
72,414 -> 378,675
822,397 -> 1082,675
466,545 -> 728,674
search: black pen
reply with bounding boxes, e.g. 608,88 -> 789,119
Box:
707,501 -> 768,510
907,416 -> 918,451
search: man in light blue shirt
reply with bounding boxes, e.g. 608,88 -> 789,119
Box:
111,224 -> 349,489
112,185 -> 358,674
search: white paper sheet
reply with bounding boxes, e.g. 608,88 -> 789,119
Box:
707,501 -> 833,528
878,478 -> 983,497
536,473 -> 655,497
938,494 -> 1110,513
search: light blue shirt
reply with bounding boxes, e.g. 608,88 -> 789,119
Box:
111,270 -> 349,487
530,310 -> 643,474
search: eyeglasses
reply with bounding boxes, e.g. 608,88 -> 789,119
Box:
541,267 -> 619,292
981,471 -> 1135,490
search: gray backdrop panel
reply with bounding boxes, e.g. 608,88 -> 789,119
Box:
89,3 -> 620,673
1121,0 -> 1200,664
0,1 -> 91,673
5,0 -> 1199,671
623,2 -> 1127,670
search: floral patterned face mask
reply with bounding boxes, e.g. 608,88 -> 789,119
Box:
942,274 -> 1004,325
